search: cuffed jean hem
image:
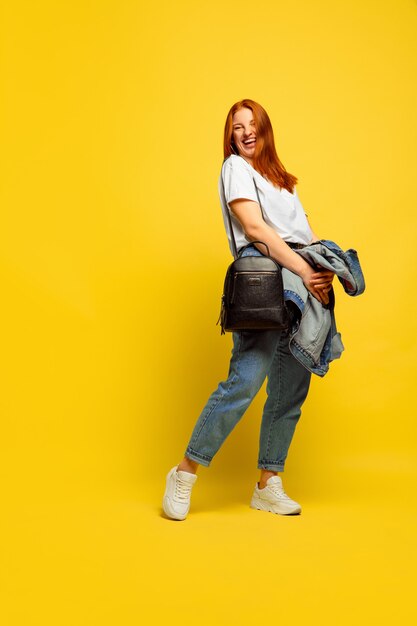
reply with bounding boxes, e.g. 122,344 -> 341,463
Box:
258,462 -> 286,471
185,446 -> 212,467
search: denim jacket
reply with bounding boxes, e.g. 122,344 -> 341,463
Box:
239,239 -> 365,377
282,239 -> 365,376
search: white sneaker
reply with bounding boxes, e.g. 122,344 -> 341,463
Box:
162,465 -> 198,520
250,475 -> 301,515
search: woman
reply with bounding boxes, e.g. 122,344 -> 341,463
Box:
162,99 -> 335,520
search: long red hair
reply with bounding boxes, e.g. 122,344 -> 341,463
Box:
223,99 -> 298,193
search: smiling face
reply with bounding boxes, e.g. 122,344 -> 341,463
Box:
231,107 -> 256,164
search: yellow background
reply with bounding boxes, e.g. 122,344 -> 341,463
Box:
1,0 -> 416,623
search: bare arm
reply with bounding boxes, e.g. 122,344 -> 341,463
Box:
229,198 -> 329,303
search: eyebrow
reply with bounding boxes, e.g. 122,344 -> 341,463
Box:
232,120 -> 255,127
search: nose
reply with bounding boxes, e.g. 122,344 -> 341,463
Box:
243,127 -> 254,138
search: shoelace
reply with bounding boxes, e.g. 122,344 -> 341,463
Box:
174,477 -> 193,502
268,483 -> 293,501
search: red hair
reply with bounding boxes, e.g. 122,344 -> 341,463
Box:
223,99 -> 298,193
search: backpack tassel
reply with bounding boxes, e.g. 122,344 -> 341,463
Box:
216,295 -> 226,335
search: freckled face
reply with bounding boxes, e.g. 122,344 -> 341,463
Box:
232,107 -> 256,164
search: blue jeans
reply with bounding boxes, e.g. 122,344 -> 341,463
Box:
184,245 -> 312,472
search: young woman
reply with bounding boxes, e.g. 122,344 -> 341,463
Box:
162,99 -> 335,520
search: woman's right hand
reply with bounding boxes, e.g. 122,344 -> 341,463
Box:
299,264 -> 331,305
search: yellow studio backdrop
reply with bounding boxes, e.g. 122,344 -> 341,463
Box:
1,0 -> 416,624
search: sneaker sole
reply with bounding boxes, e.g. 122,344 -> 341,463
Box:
250,496 -> 301,515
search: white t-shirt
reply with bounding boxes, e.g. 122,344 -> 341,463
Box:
218,154 -> 313,256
